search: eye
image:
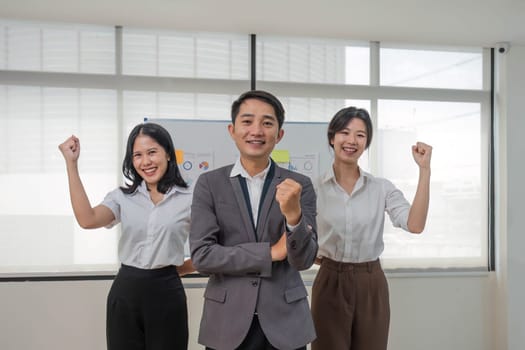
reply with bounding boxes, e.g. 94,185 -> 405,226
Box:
263,121 -> 274,127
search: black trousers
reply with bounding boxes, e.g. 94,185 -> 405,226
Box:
206,314 -> 307,350
107,264 -> 188,350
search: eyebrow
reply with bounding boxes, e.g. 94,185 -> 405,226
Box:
238,113 -> 276,120
263,115 -> 277,121
342,127 -> 367,134
132,147 -> 158,155
238,113 -> 255,118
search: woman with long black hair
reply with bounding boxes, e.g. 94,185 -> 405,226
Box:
59,122 -> 193,350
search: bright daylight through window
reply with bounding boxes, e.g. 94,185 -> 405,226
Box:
0,21 -> 490,276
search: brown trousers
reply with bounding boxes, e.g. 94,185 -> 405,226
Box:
311,258 -> 390,350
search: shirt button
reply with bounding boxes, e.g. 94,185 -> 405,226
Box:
252,280 -> 258,287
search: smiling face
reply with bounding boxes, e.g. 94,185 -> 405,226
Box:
228,98 -> 284,166
131,133 -> 170,190
331,117 -> 368,165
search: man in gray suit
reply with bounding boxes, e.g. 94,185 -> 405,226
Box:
190,90 -> 318,350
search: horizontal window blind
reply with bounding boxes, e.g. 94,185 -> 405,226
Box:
0,21 -> 491,276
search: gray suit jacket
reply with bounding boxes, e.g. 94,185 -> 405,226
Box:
190,162 -> 318,350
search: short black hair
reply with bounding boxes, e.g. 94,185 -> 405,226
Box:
121,122 -> 187,194
327,107 -> 373,149
231,90 -> 285,129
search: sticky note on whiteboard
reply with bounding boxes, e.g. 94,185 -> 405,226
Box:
175,149 -> 184,164
271,150 -> 290,163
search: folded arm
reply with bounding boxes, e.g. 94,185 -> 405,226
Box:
189,174 -> 273,277
278,177 -> 318,270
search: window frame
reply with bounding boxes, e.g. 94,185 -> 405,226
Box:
0,23 -> 494,279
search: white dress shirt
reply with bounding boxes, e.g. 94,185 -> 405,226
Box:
314,166 -> 410,263
230,158 -> 271,225
101,181 -> 192,269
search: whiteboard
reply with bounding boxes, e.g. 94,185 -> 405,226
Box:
145,118 -> 333,182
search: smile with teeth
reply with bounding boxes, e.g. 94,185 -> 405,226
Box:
247,140 -> 265,145
342,146 -> 358,153
142,167 -> 157,176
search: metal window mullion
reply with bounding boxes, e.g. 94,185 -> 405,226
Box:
194,36 -> 198,114
77,87 -> 82,144
370,41 -> 380,86
487,47 -> 495,271
39,28 -> 43,71
3,25 -> 8,69
115,25 -> 124,188
156,34 -> 160,77
115,26 -> 122,76
369,41 -> 380,174
229,38 -> 232,80
287,40 -> 292,83
193,36 -> 198,78
250,34 -> 256,90
40,85 -> 44,171
77,29 -> 81,73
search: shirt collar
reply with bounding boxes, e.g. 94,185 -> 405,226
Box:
321,165 -> 372,184
230,157 -> 271,180
137,180 -> 192,197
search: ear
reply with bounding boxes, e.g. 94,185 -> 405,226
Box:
228,124 -> 235,138
276,128 -> 284,144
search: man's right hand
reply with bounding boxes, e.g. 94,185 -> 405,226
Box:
270,232 -> 287,261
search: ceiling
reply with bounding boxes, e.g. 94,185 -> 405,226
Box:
1,0 -> 524,48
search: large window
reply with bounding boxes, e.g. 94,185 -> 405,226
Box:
257,39 -> 489,270
377,100 -> 485,268
0,21 -> 491,276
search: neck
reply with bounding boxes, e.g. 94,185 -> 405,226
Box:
146,183 -> 158,193
333,160 -> 360,183
240,157 -> 269,177
147,184 -> 164,205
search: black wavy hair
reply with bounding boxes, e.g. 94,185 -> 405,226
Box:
327,106 -> 373,149
120,122 -> 187,194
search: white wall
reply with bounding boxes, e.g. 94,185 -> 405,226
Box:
3,47 -> 524,350
0,273 -> 495,350
1,6 -> 523,350
504,44 -> 525,350
0,0 -> 524,47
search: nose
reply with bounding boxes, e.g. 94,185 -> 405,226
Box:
348,133 -> 357,144
142,155 -> 152,166
249,123 -> 264,136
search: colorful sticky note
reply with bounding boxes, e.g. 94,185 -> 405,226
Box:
271,149 -> 290,163
175,149 -> 184,165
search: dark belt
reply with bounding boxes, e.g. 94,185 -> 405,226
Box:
320,257 -> 381,273
119,264 -> 178,277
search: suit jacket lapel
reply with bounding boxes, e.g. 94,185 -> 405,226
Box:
256,162 -> 281,242
229,175 -> 258,242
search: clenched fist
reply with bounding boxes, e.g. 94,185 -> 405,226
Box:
275,178 -> 302,225
58,135 -> 81,163
412,142 -> 432,169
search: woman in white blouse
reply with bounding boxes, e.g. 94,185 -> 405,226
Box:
59,122 -> 193,350
311,107 -> 432,350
